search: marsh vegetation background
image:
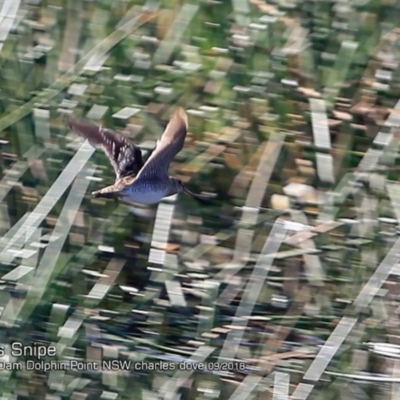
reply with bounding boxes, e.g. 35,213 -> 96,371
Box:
0,0 -> 399,399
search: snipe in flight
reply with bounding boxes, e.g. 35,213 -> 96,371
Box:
67,108 -> 211,205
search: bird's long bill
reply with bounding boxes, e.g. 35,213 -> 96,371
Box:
182,186 -> 214,205
92,184 -> 123,199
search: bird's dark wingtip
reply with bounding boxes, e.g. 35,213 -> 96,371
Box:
62,113 -> 72,126
65,114 -> 81,131
174,107 -> 188,128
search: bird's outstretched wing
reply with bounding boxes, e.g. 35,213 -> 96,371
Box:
67,117 -> 144,180
135,108 -> 188,180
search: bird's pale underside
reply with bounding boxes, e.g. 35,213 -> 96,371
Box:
67,108 -> 212,205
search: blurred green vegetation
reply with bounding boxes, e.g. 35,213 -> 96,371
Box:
0,0 -> 399,399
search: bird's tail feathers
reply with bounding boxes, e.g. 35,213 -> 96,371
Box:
182,186 -> 216,205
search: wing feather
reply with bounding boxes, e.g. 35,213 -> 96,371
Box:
135,108 -> 188,180
67,117 -> 144,180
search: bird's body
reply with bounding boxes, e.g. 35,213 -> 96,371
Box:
99,174 -> 181,204
67,108 -> 211,205
123,185 -> 170,205
119,178 -> 179,204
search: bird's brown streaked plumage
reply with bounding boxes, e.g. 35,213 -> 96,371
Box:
66,117 -> 144,180
68,108 -> 214,205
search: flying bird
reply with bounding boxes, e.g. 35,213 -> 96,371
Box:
67,108 -> 212,205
